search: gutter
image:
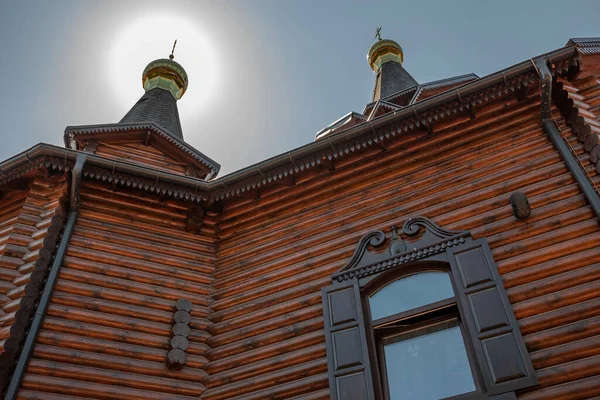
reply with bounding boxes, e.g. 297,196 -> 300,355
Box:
535,58 -> 600,219
0,45 -> 577,200
4,154 -> 87,400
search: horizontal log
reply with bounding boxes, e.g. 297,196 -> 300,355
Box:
207,304 -> 322,348
218,372 -> 329,400
40,317 -> 170,350
46,304 -> 172,337
57,267 -> 212,311
287,388 -> 330,400
518,374 -> 600,400
531,334 -> 600,370
69,234 -> 214,275
507,263 -> 600,304
65,246 -> 214,286
54,280 -> 175,312
20,374 -> 199,400
50,291 -> 174,324
36,330 -> 207,368
497,231 -> 600,275
536,354 -> 600,389
503,246 -> 600,289
31,344 -> 207,381
209,278 -> 328,323
524,315 -> 600,352
203,343 -> 326,388
76,216 -> 215,252
492,219 -> 600,262
519,297 -> 600,336
17,389 -> 93,399
204,323 -> 324,368
209,291 -> 321,334
200,359 -> 327,400
26,358 -> 204,396
513,279 -> 600,320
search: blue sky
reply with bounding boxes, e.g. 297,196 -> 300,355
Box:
1,0 -> 599,175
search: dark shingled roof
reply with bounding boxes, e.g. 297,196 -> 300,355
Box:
372,61 -> 418,102
119,88 -> 184,140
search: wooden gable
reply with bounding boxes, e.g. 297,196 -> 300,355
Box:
72,129 -> 214,179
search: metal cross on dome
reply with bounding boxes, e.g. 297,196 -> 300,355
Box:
375,27 -> 382,41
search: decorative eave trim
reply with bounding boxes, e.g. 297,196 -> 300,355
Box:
211,71 -> 540,200
83,164 -> 208,202
0,157 -> 69,187
64,122 -> 220,175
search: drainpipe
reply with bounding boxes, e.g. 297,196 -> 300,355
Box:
4,153 -> 87,400
535,58 -> 600,219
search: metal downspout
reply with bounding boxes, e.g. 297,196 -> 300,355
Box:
4,153 -> 87,400
535,58 -> 600,219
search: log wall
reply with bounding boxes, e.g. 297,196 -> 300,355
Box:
205,92 -> 600,400
17,180 -> 217,399
94,142 -> 189,176
0,172 -> 68,388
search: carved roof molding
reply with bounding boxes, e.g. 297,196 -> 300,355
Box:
332,216 -> 471,283
0,156 -> 70,187
83,164 -> 208,203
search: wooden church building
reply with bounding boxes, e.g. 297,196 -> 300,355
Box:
0,35 -> 600,400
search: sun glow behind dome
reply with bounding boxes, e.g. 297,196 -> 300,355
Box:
108,13 -> 219,117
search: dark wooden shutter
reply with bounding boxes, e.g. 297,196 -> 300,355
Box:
322,281 -> 375,400
448,239 -> 537,395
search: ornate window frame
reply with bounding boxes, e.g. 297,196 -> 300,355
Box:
321,217 -> 537,400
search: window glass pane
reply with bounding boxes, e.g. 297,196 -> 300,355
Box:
384,323 -> 475,400
369,272 -> 454,321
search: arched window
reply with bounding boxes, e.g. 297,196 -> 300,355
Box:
322,217 -> 537,400
367,271 -> 476,400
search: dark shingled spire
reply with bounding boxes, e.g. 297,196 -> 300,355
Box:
368,38 -> 417,102
119,57 -> 189,140
120,88 -> 184,140
372,61 -> 418,101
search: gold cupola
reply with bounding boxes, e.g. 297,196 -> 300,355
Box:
142,57 -> 189,100
368,39 -> 404,72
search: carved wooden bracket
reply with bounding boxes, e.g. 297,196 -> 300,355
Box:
333,216 -> 470,282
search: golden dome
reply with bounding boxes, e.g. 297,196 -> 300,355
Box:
367,39 -> 404,72
142,58 -> 188,100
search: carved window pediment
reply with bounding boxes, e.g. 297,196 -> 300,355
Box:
335,216 -> 470,283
